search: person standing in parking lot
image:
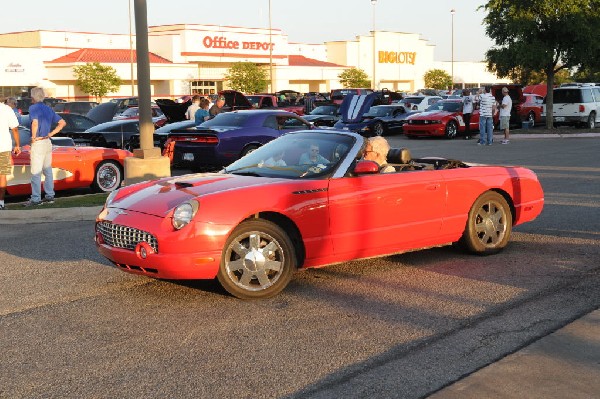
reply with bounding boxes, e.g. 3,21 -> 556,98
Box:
209,96 -> 226,118
499,87 -> 512,144
6,97 -> 22,125
478,87 -> 496,146
185,94 -> 200,120
0,96 -> 22,210
24,87 -> 66,207
462,89 -> 474,140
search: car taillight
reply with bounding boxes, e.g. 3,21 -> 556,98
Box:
579,104 -> 585,112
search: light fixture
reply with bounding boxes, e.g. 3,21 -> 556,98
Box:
451,8 -> 456,92
371,0 -> 377,90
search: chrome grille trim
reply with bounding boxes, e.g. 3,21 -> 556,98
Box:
96,221 -> 158,253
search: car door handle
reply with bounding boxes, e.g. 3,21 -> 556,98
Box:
426,183 -> 440,190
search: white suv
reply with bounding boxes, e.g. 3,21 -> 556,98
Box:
543,84 -> 600,128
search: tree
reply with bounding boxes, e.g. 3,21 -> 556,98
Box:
73,62 -> 121,101
423,69 -> 453,90
224,62 -> 268,94
482,0 -> 600,128
338,68 -> 371,88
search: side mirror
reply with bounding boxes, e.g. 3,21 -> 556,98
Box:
353,160 -> 380,175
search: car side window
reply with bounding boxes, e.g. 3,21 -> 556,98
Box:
593,87 -> 600,102
263,116 -> 279,130
581,89 -> 594,103
281,117 -> 306,129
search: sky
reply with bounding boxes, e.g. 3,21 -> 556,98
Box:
2,0 -> 494,62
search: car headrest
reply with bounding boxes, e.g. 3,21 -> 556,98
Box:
387,147 -> 412,164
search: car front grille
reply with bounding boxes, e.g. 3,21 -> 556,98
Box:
96,221 -> 158,253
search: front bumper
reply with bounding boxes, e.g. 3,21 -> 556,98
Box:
95,208 -> 229,280
403,124 -> 445,136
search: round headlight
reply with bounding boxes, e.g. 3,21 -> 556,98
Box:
172,201 -> 199,230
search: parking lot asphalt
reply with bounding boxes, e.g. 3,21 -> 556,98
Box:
1,129 -> 599,398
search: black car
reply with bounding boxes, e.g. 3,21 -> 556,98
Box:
78,119 -> 141,150
20,113 -> 97,136
16,97 -> 66,115
334,93 -> 418,136
301,104 -> 340,127
126,119 -> 196,152
53,101 -> 99,115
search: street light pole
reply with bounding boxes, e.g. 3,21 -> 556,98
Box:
269,0 -> 274,93
451,8 -> 455,92
128,0 -> 135,96
371,0 -> 377,91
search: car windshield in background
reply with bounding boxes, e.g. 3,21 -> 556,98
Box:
426,101 -> 462,112
365,106 -> 401,117
310,105 -> 338,115
120,108 -> 139,117
403,97 -> 424,104
224,131 -> 356,179
331,89 -> 359,100
201,112 -> 250,128
246,96 -> 262,108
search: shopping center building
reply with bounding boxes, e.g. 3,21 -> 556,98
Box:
0,24 -> 508,101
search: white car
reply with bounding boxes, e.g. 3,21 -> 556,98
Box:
542,84 -> 600,129
396,95 -> 443,111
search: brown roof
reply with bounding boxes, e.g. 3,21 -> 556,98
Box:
47,48 -> 172,64
288,55 -> 345,67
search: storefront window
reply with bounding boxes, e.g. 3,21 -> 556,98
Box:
191,81 -> 218,95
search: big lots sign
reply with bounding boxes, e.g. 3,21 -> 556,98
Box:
203,36 -> 275,51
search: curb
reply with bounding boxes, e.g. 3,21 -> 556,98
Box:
0,206 -> 102,224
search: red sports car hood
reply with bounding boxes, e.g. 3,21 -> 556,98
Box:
410,110 -> 454,119
108,173 -> 285,217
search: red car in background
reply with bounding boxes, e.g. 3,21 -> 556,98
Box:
516,93 -> 545,127
403,99 -> 498,139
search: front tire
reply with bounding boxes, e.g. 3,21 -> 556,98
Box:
217,219 -> 297,299
91,160 -> 123,193
372,121 -> 385,137
459,191 -> 512,255
445,121 -> 458,139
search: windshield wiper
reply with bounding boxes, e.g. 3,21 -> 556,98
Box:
230,171 -> 263,177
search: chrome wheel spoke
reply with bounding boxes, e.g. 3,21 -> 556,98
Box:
231,241 -> 248,258
227,258 -> 245,272
239,269 -> 254,287
248,233 -> 261,251
264,259 -> 282,272
255,270 -> 272,288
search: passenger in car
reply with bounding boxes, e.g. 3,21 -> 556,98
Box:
299,143 -> 329,165
363,136 -> 395,173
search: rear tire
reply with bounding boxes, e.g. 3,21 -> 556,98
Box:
587,112 -> 596,129
241,144 -> 260,158
372,121 -> 385,137
459,191 -> 512,255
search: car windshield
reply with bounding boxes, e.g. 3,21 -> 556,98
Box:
201,112 -> 250,127
426,101 -> 462,112
310,105 -> 338,115
120,108 -> 139,117
224,131 -> 356,179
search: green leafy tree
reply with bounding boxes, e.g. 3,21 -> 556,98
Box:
423,69 -> 453,90
572,66 -> 600,83
73,62 -> 121,101
483,0 -> 600,128
338,68 -> 371,88
224,62 -> 268,94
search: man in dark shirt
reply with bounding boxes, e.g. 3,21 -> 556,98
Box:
209,96 -> 226,118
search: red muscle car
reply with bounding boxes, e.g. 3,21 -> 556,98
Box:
95,130 -> 544,299
403,99 -> 498,139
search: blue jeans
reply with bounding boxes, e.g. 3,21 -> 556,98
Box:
479,116 -> 494,145
30,139 -> 54,201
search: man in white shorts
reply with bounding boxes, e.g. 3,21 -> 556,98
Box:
500,87 -> 512,144
0,96 -> 22,210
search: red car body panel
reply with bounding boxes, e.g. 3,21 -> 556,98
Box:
7,145 -> 131,196
516,94 -> 544,124
96,163 -> 543,280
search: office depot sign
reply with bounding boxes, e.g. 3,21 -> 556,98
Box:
203,36 -> 275,51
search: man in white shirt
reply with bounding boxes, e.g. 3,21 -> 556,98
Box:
0,97 -> 22,210
478,87 -> 497,146
499,87 -> 512,144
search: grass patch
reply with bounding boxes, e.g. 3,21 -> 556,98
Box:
6,193 -> 108,210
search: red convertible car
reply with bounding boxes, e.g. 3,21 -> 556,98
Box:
95,130 -> 544,299
7,133 -> 131,196
403,99 -> 498,139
